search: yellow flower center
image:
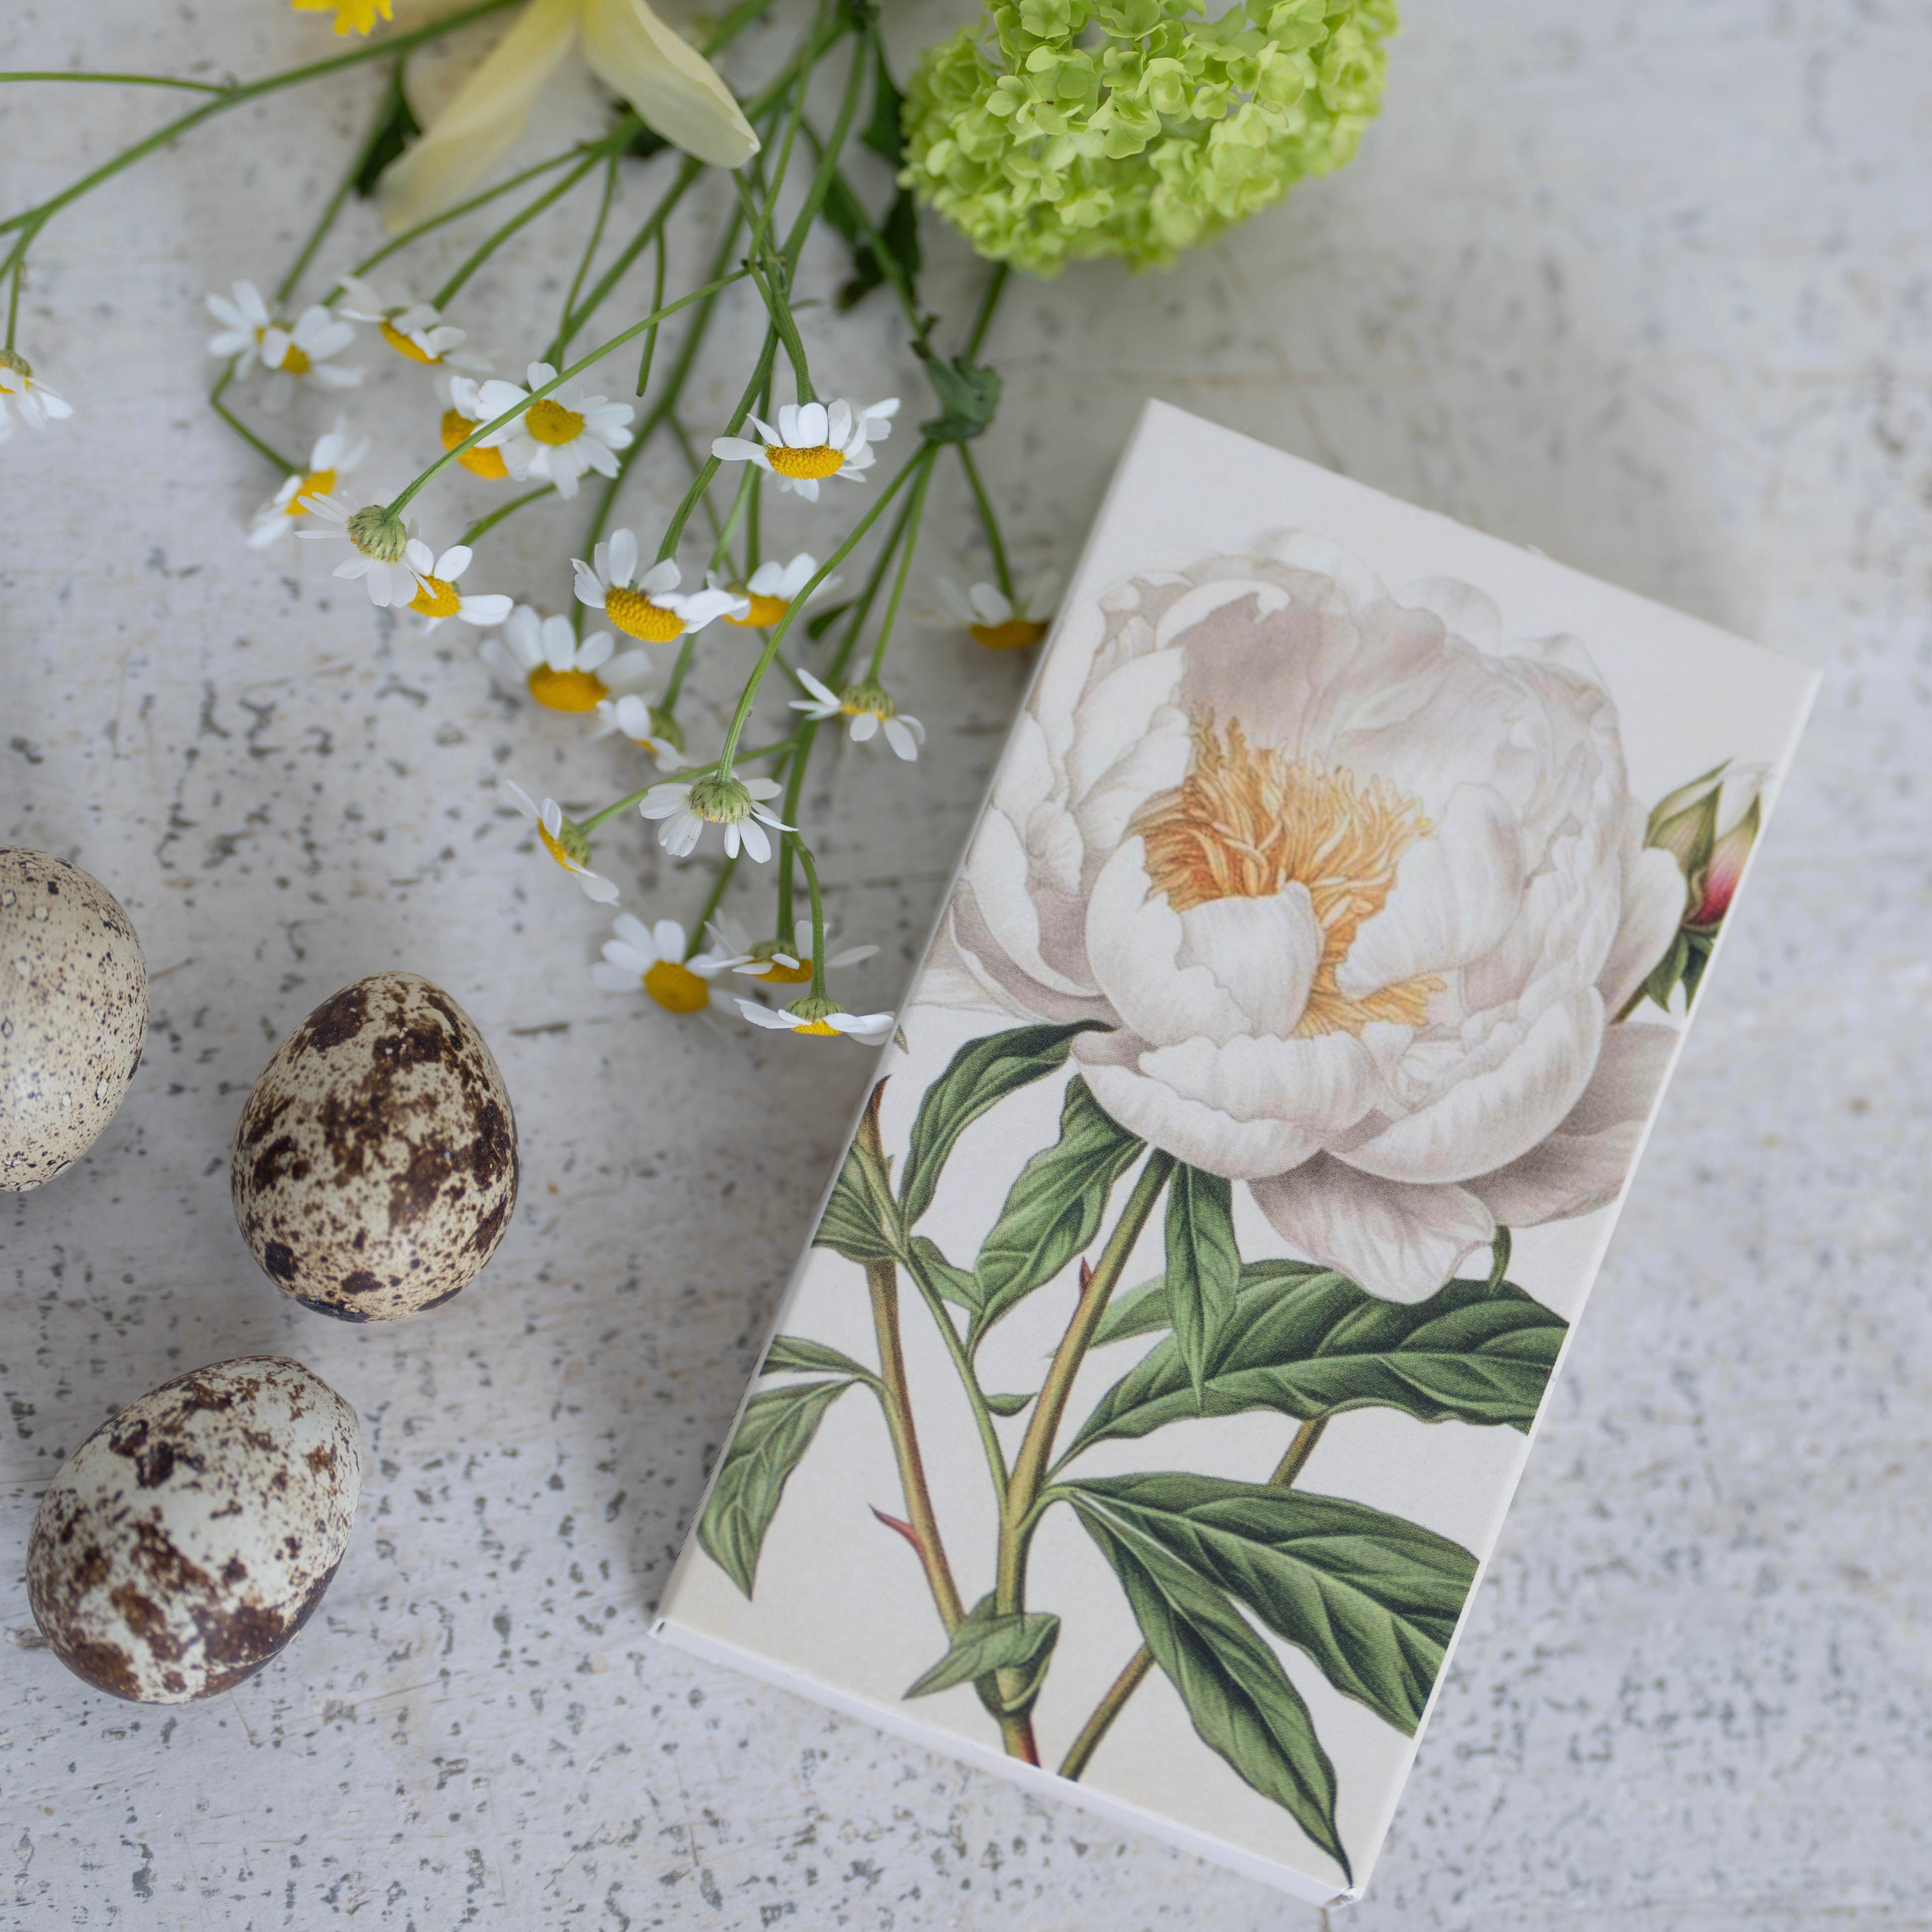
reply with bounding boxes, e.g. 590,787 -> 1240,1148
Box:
409,575 -> 463,619
970,617 -> 1050,650
768,443 -> 844,481
259,327 -> 312,377
380,319 -> 438,364
292,0 -> 393,34
644,960 -> 711,1014
526,666 -> 607,713
537,823 -> 577,872
526,399 -> 585,446
761,957 -> 814,984
791,1018 -> 841,1036
442,410 -> 510,478
727,593 -> 789,628
604,586 -> 687,644
287,466 -> 336,516
1134,718 -> 1441,1038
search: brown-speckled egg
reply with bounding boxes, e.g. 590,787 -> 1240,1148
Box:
230,970 -> 518,1321
27,1355 -> 362,1703
1,847 -> 149,1191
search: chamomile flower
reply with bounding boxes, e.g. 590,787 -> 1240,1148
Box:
205,280 -> 360,400
502,780 -> 619,902
638,773 -> 789,862
485,605 -> 650,714
790,670 -> 925,761
711,553 -> 838,629
295,495 -> 421,604
598,694 -> 686,771
710,397 -> 897,503
938,573 -> 1058,650
705,912 -> 878,985
736,994 -> 896,1043
397,541 -> 513,630
589,914 -> 732,1015
573,528 -> 745,643
246,421 -> 367,548
0,352 -> 73,439
438,375 -> 512,479
292,0 -> 391,32
336,275 -> 482,368
474,361 -> 633,498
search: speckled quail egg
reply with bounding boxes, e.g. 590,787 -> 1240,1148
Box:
231,970 -> 518,1321
1,847 -> 149,1190
27,1355 -> 362,1702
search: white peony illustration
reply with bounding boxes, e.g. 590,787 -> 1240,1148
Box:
933,536 -> 1691,1303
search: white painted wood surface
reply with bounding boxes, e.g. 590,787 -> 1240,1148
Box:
4,1 -> 1927,1925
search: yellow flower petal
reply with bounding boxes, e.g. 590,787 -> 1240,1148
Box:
580,0 -> 760,171
375,0 -> 583,233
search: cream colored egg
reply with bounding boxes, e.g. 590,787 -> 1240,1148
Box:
26,1356 -> 362,1703
1,847 -> 149,1190
230,970 -> 519,1321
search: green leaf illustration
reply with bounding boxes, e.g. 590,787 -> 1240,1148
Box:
899,1020 -> 1111,1227
812,1119 -> 903,1266
762,1336 -> 873,1379
905,1234 -> 983,1315
698,1378 -> 856,1598
1069,1488 -> 1350,1882
1163,1164 -> 1242,1404
981,1390 -> 1036,1417
1065,1473 -> 1477,1736
1070,1271 -> 1566,1456
972,1077 -> 1146,1337
1094,1259 -> 1328,1348
905,1595 -> 1060,1702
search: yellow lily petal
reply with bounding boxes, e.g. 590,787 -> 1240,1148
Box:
580,0 -> 759,171
376,0 -> 583,233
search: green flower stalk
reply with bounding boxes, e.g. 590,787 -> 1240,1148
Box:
904,0 -> 1397,275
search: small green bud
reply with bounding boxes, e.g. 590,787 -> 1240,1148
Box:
0,349 -> 30,380
685,773 -> 753,825
347,505 -> 408,562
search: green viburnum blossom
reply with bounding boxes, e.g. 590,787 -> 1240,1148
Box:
903,0 -> 1396,275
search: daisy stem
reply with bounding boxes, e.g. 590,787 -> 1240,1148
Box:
457,484 -> 554,550
794,840 -> 830,1004
207,359 -> 301,474
276,56 -> 410,310
0,71 -> 234,94
384,269 -> 751,520
3,251 -> 21,355
864,446 -> 939,683
712,446 -> 925,775
545,151 -> 622,368
633,228 -> 668,397
578,734 -> 799,835
964,261 -> 1011,359
652,321 -> 779,564
957,444 -> 1015,604
708,463 -> 760,576
779,26 -> 874,277
685,852 -> 739,963
0,0 -> 524,241
330,147 -> 587,301
430,131 -> 627,312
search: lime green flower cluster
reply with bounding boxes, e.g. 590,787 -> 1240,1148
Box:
903,0 -> 1396,275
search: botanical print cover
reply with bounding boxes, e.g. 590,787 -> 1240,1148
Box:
654,401 -> 1817,1903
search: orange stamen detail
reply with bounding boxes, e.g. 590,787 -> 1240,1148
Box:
767,443 -> 844,481
526,667 -> 608,714
760,957 -> 814,985
604,586 -> 688,644
792,1018 -> 841,1036
1134,718 -> 1441,1038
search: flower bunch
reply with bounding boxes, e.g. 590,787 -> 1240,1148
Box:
1,0 -> 1394,1048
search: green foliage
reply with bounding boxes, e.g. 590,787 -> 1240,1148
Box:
821,171 -> 924,313
902,0 -> 1398,275
905,1593 -> 1060,1704
354,70 -> 421,198
1095,1258 -> 1326,1346
972,1076 -> 1146,1335
906,1234 -> 984,1314
699,1378 -> 856,1597
900,1019 -> 1110,1225
1162,1163 -> 1241,1404
813,1114 -> 902,1266
1070,1269 -> 1567,1454
1070,1481 -> 1349,1880
1065,1472 -> 1476,1735
763,1335 -> 873,1379
918,348 -> 1002,442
